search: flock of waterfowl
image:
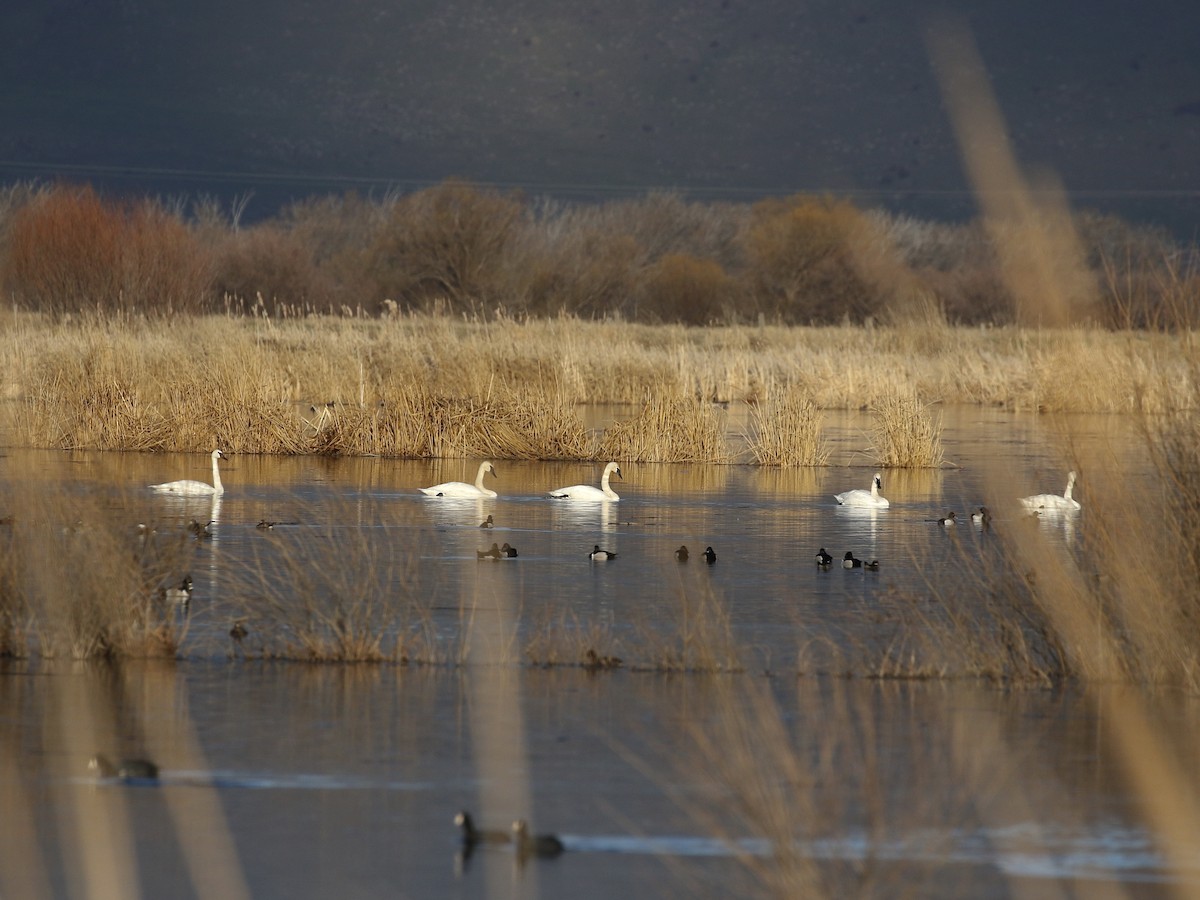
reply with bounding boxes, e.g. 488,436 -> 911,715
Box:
145,454 -> 1082,601
455,809 -> 564,864
822,470 -> 1080,570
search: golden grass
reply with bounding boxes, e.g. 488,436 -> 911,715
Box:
0,313 -> 1195,464
599,392 -> 730,463
0,484 -> 195,660
746,387 -> 830,466
869,391 -> 945,469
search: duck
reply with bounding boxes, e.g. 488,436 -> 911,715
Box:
1020,471 -> 1081,512
843,551 -> 863,569
512,819 -> 564,859
703,546 -> 717,564
479,515 -> 494,529
971,507 -> 991,527
548,461 -> 622,501
150,449 -> 227,496
229,619 -> 248,643
834,473 -> 889,508
454,810 -> 510,846
477,543 -> 503,560
589,545 -> 617,561
815,548 -> 833,567
163,575 -> 193,610
863,559 -> 880,571
256,520 -> 276,530
675,545 -> 689,562
938,511 -> 958,527
500,542 -> 519,558
187,519 -> 214,539
88,754 -> 159,782
420,461 -> 498,499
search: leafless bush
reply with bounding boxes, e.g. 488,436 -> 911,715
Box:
1,184 -> 211,317
211,224 -> 336,310
638,253 -> 737,324
367,180 -> 523,314
741,194 -> 886,324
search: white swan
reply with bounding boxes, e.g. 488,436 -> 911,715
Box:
420,461 -> 498,498
1020,471 -> 1081,512
151,450 -> 227,496
834,473 -> 889,508
548,461 -> 622,501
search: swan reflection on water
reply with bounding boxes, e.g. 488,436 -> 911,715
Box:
551,496 -> 616,532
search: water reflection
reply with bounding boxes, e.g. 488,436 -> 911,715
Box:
418,496 -> 496,531
548,498 -> 617,532
1,658 -> 1195,898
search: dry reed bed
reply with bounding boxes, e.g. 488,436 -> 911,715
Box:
0,313 -> 1195,460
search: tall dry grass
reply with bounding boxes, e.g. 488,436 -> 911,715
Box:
869,392 -> 945,469
223,505 -> 443,663
0,484 -> 195,660
1,313 -> 1196,461
746,387 -> 830,466
599,392 -> 730,463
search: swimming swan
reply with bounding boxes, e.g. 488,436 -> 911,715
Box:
150,449 -> 227,496
1020,471 -> 1081,513
834,473 -> 889,508
420,461 -> 498,498
548,462 -> 622,501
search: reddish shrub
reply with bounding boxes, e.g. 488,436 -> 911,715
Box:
2,185 -> 210,316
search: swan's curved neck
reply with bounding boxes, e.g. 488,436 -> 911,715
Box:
211,454 -> 225,495
475,464 -> 490,491
600,467 -> 620,499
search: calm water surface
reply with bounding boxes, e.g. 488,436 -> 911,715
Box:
2,408 -> 1193,898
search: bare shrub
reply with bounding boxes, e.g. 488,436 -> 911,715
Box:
367,180 -> 523,313
2,185 -> 210,317
639,253 -> 735,325
911,265 -> 1011,325
1099,245 -> 1200,331
742,194 -> 884,324
276,191 -> 393,312
518,231 -> 640,318
211,224 -> 334,310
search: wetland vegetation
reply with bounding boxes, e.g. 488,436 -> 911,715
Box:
2,178 -> 1199,897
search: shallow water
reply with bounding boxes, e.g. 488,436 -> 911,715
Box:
1,408 -> 1194,898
